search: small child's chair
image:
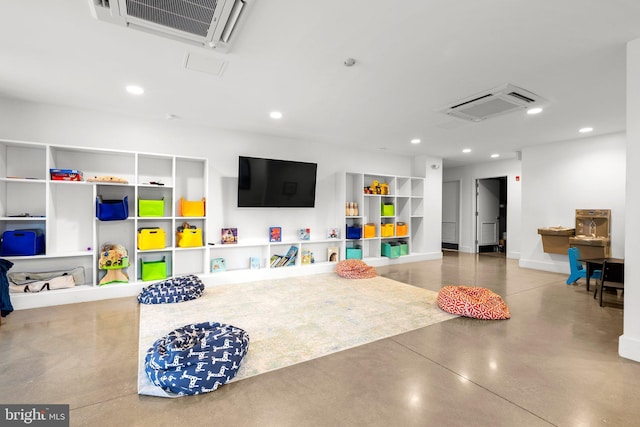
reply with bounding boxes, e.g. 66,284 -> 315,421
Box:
566,247 -> 601,289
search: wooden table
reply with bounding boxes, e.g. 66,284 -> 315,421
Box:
580,257 -> 624,291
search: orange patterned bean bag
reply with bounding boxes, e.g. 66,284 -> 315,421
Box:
335,259 -> 377,279
437,285 -> 510,320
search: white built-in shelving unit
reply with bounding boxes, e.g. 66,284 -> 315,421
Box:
342,172 -> 425,262
1,139 -> 208,309
2,140 -> 433,309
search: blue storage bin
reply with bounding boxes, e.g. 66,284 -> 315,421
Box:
1,229 -> 45,256
96,196 -> 129,221
346,224 -> 362,239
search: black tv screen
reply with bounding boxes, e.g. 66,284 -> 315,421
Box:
237,156 -> 318,208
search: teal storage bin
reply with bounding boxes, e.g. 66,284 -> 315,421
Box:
381,203 -> 395,216
382,242 -> 400,259
346,247 -> 363,260
398,241 -> 409,255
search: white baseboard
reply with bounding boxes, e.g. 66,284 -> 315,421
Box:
519,258 -> 570,274
619,334 -> 640,362
9,252 -> 443,310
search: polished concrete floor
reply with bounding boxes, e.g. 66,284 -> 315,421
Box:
0,252 -> 636,426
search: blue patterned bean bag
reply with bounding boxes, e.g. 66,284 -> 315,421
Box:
137,274 -> 204,304
145,322 -> 249,395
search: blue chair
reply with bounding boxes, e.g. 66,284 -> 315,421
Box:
566,247 -> 601,287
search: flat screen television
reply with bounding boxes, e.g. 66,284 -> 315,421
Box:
237,156 -> 318,208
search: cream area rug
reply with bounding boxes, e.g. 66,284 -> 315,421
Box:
138,273 -> 457,397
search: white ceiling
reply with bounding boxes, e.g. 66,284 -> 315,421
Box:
2,0 -> 640,166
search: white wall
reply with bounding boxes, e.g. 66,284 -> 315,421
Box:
442,159 -> 522,259
0,98 -> 442,255
519,132 -> 626,273
619,38 -> 640,362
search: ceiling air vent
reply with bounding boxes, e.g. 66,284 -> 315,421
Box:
88,0 -> 249,52
440,84 -> 546,122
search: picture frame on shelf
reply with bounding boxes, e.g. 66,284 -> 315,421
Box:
301,250 -> 312,265
211,257 -> 226,273
269,226 -> 282,242
327,227 -> 340,239
298,227 -> 310,240
328,247 -> 339,262
221,228 -> 238,244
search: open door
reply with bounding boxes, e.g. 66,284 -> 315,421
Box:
476,178 -> 502,252
442,181 -> 460,250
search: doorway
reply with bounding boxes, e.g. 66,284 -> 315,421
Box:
442,180 -> 460,250
476,177 -> 507,254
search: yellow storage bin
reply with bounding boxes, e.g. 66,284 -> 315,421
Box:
381,223 -> 395,237
396,222 -> 408,236
364,223 -> 376,238
177,228 -> 203,248
138,228 -> 166,250
179,197 -> 206,217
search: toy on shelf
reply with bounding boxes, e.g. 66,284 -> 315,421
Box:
364,180 -> 389,195
87,175 -> 129,184
98,243 -> 129,285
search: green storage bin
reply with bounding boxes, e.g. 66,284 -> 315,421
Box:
346,247 -> 363,260
141,257 -> 167,281
138,198 -> 165,217
382,242 -> 400,259
398,241 -> 409,255
381,203 -> 395,216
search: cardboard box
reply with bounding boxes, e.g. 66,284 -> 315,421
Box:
537,227 -> 575,255
50,169 -> 83,181
569,237 -> 610,258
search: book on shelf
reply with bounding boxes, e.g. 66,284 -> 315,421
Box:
327,227 -> 340,239
270,245 -> 299,268
211,257 -> 226,273
301,250 -> 312,265
328,247 -> 339,262
269,226 -> 282,242
250,257 -> 260,269
297,227 -> 310,240
221,227 -> 238,244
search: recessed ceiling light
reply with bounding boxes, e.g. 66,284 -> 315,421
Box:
125,85 -> 144,95
410,138 -> 421,144
270,111 -> 283,119
579,127 -> 593,133
491,154 -> 500,158
527,107 -> 543,115
462,148 -> 471,153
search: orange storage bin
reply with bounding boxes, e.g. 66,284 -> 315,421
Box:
364,223 -> 376,238
396,222 -> 408,236
179,197 -> 205,217
381,223 -> 394,237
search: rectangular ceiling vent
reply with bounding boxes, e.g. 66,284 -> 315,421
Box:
440,84 -> 546,122
89,0 -> 249,52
